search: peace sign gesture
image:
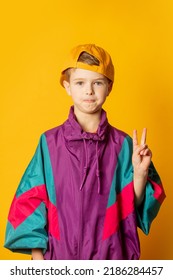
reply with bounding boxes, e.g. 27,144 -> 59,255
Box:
132,128 -> 152,177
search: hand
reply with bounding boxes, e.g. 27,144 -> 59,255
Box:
132,128 -> 152,178
32,249 -> 44,260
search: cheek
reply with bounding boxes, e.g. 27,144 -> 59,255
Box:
99,89 -> 109,99
70,91 -> 81,102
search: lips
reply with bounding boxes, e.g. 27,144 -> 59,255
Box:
83,99 -> 95,103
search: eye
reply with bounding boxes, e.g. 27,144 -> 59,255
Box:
76,81 -> 84,86
94,81 -> 103,86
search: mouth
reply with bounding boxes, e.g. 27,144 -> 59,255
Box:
83,99 -> 95,103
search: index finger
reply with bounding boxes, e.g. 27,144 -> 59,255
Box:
133,129 -> 138,148
140,128 -> 147,145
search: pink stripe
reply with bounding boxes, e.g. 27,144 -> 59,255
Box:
102,182 -> 134,240
147,178 -> 166,204
47,200 -> 60,240
8,185 -> 47,228
8,185 -> 60,240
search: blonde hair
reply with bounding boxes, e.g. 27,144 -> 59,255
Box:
78,51 -> 100,65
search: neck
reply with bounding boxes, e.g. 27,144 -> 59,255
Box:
74,108 -> 102,133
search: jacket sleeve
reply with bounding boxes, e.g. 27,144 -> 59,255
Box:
124,135 -> 166,235
136,161 -> 166,234
4,134 -> 52,255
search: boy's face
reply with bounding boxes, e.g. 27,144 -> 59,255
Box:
63,68 -> 112,115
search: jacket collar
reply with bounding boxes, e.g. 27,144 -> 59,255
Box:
63,106 -> 109,142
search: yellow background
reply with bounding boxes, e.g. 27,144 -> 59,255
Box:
0,0 -> 172,259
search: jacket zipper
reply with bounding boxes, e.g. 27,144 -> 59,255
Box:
78,189 -> 83,259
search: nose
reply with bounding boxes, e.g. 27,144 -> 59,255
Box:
86,83 -> 94,95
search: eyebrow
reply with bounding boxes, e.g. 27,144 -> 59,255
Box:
72,78 -> 106,81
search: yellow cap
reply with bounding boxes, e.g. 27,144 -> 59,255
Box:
60,44 -> 114,87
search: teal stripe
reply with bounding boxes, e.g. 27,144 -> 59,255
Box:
148,161 -> 162,185
136,182 -> 161,234
41,134 -> 57,205
16,134 -> 57,206
107,135 -> 133,208
136,163 -> 163,234
4,202 -> 48,254
16,138 -> 45,197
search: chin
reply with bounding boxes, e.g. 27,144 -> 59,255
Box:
74,104 -> 102,115
83,107 -> 101,114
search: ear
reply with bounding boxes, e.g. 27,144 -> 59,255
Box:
107,82 -> 113,96
63,80 -> 71,96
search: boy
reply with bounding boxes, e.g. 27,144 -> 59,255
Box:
4,44 -> 165,260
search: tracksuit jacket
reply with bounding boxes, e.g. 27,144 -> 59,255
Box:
4,106 -> 165,259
